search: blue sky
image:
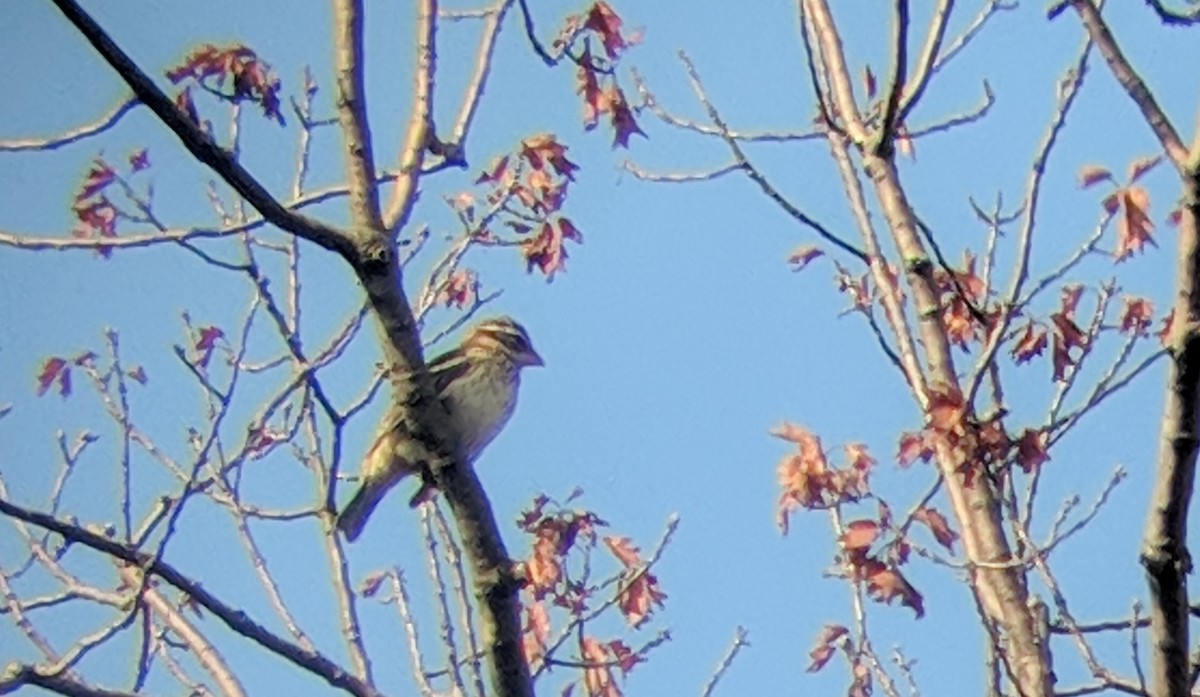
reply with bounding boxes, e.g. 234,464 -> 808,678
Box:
1,1 -> 1198,695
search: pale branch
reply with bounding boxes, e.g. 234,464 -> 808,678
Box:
325,518 -> 374,683
1063,0 -> 1189,167
964,35 -> 1092,408
49,0 -> 357,260
898,0 -> 952,125
824,132 -> 927,397
431,503 -> 488,697
797,2 -> 843,138
231,512 -> 317,653
0,665 -> 142,697
933,0 -> 1017,72
801,0 -> 868,143
828,507 -> 903,697
1053,679 -> 1147,696
675,51 -> 867,263
421,506 -> 470,696
332,0 -> 384,233
906,80 -> 994,139
291,67 -> 321,200
1059,5 -> 1200,695
447,0 -> 515,149
383,0 -> 438,233
630,69 -> 823,143
0,96 -> 138,151
699,627 -> 749,697
872,0 -> 908,158
0,498 -> 384,697
620,160 -> 743,183
806,0 -> 1053,691
391,569 -> 439,697
128,566 -> 247,697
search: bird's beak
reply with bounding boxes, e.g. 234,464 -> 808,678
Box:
522,348 -> 545,368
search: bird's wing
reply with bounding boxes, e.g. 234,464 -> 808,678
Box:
427,347 -> 472,397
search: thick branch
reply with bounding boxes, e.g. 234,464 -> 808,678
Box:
332,0 -> 385,233
1067,0 -> 1189,167
49,0 -> 356,260
0,497 -> 383,697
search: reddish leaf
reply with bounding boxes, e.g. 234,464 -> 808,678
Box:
127,366 -> 148,385
860,559 -> 924,618
1158,309 -> 1176,347
1127,154 -> 1162,183
527,529 -> 563,595
1011,321 -> 1048,364
926,386 -> 965,433
840,520 -> 880,554
1120,296 -> 1154,336
604,536 -> 642,568
1078,164 -> 1114,189
807,624 -> 849,672
1015,429 -> 1050,473
517,494 -> 552,531
834,263 -> 871,311
523,219 -> 582,280
617,571 -> 666,628
195,326 -> 225,368
607,86 -> 645,148
788,245 -> 824,272
522,598 -> 551,666
77,160 -> 116,202
167,44 -> 283,124
607,639 -> 644,675
577,55 -> 606,130
896,431 -> 934,467
476,155 -> 510,185
36,357 -> 70,398
129,148 -> 151,172
1115,186 -> 1157,262
582,636 -> 621,697
358,571 -> 386,598
913,507 -> 958,552
438,269 -> 479,309
844,443 -> 875,472
584,2 -> 629,60
863,66 -> 877,100
521,134 -> 578,179
1102,191 -> 1122,215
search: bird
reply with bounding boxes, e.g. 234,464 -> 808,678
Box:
336,316 -> 543,541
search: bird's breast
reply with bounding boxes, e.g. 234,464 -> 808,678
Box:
447,362 -> 519,460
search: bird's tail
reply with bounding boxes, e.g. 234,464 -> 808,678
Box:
337,424 -> 418,541
336,478 -> 390,542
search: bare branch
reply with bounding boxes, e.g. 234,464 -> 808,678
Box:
332,0 -> 384,232
699,627 -> 749,697
49,0 -> 357,259
383,0 -> 438,233
0,96 -> 138,152
0,498 -> 384,697
675,51 -> 867,262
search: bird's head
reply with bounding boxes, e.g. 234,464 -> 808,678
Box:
464,316 -> 544,369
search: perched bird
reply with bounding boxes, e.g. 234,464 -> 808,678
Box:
336,316 -> 543,541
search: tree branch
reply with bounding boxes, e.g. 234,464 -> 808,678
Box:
0,497 -> 383,697
49,0 -> 357,260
